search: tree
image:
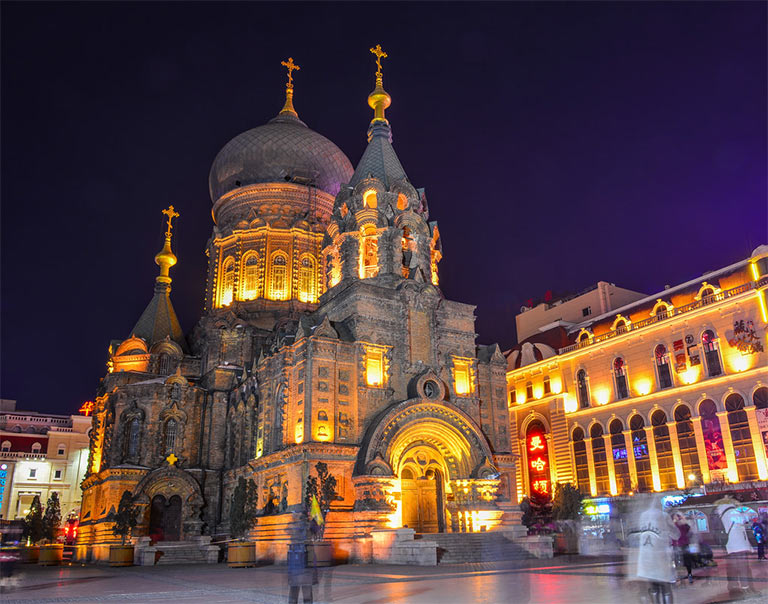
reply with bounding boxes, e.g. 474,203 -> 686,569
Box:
304,462 -> 341,541
551,483 -> 584,522
230,477 -> 259,539
519,493 -> 555,535
42,492 -> 62,543
111,490 -> 139,546
23,495 -> 44,545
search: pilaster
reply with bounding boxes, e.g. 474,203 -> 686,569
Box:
584,437 -> 597,497
666,421 -> 685,489
745,406 -> 768,480
716,411 -> 739,483
623,430 -> 638,490
690,416 -> 711,484
644,426 -> 661,491
602,434 -> 617,495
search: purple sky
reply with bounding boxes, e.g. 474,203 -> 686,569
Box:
2,2 -> 766,415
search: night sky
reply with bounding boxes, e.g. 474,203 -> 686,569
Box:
2,2 -> 765,415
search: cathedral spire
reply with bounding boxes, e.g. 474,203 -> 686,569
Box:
367,44 -> 391,124
154,205 -> 179,288
279,57 -> 301,118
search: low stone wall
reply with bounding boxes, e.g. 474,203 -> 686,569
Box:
370,528 -> 437,565
513,534 -> 554,559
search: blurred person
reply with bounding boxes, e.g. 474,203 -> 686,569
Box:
287,513 -> 315,604
752,517 -> 765,561
627,495 -> 679,604
672,513 -> 694,583
716,497 -> 756,597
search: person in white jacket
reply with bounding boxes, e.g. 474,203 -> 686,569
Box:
716,498 -> 755,596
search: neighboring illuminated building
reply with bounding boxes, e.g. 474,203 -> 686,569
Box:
0,400 -> 90,522
507,246 -> 768,502
77,51 -> 521,562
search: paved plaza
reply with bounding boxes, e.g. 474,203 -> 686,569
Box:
1,554 -> 767,604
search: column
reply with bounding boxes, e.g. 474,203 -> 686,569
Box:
585,437 -> 597,496
546,433 -> 557,491
623,430 -> 639,490
603,434 -> 617,495
745,406 -> 768,480
644,426 -> 661,491
716,411 -> 739,483
690,416 -> 711,484
666,421 -> 685,489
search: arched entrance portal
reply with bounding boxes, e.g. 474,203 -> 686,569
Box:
148,494 -> 182,541
399,447 -> 447,533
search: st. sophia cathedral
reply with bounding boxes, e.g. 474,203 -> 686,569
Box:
77,48 -> 523,562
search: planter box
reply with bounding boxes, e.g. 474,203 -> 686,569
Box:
306,541 -> 332,567
21,545 -> 40,564
228,542 -> 256,568
39,544 -> 63,566
109,545 -> 135,567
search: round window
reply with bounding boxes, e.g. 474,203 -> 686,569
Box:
423,380 -> 439,399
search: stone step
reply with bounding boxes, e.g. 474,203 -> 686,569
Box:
418,532 -> 532,564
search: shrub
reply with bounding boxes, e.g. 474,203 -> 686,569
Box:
230,477 -> 259,540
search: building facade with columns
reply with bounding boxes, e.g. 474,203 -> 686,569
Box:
507,246 -> 768,502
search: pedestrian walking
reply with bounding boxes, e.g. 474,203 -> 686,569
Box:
672,513 -> 694,583
752,517 -> 766,561
716,497 -> 756,597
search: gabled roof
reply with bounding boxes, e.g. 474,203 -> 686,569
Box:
131,282 -> 187,352
349,122 -> 409,189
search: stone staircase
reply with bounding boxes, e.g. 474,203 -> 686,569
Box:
134,537 -> 220,565
419,532 -> 532,564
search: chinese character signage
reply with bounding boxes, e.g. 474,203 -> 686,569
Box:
527,429 -> 551,501
727,319 -> 764,355
79,400 -> 95,416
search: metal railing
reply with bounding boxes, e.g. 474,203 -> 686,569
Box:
559,277 -> 767,354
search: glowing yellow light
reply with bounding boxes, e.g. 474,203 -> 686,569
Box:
516,390 -> 526,404
454,359 -> 471,395
634,379 -> 652,396
533,385 -> 544,400
550,376 -> 562,394
728,353 -> 752,373
366,348 -> 384,386
363,189 -> 378,209
294,423 -> 304,444
728,469 -> 739,483
315,425 -> 330,442
594,388 -> 610,406
386,480 -> 403,528
563,393 -> 577,413
758,290 -> 768,324
687,474 -> 696,481
255,438 -> 264,458
751,261 -> 759,281
680,366 -> 700,385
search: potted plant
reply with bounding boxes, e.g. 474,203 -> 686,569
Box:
551,483 -> 583,554
304,462 -> 340,567
22,495 -> 44,563
109,491 -> 139,566
39,492 -> 63,565
227,476 -> 259,567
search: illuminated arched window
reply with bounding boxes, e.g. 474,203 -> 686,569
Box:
298,256 -> 316,303
127,418 -> 140,458
164,419 -> 177,455
610,419 -> 630,494
576,370 -> 590,408
652,410 -> 675,490
754,387 -> 768,409
613,357 -> 629,400
615,318 -> 628,334
1,441 -> 10,453
725,393 -> 758,482
31,442 -> 42,454
674,405 -> 701,481
590,424 -> 609,495
270,253 -> 288,300
241,253 -> 259,300
701,330 -> 722,377
220,256 -> 235,306
360,226 -> 378,279
363,189 -> 377,209
630,415 -> 652,492
655,344 -> 672,389
572,427 -> 591,494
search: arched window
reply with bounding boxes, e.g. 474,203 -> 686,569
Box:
699,399 -> 727,475
725,393 -> 758,482
360,226 -> 378,279
572,427 -> 591,494
613,357 -> 629,400
241,253 -> 259,300
31,442 -> 42,454
674,405 -> 701,482
164,419 -> 177,455
700,287 -> 715,301
590,424 -> 610,495
615,319 -> 628,334
754,387 -> 768,409
652,410 -> 676,490
610,419 -> 630,494
298,256 -> 316,303
220,256 -> 235,306
158,353 -> 172,375
655,345 -> 673,389
363,189 -> 377,209
701,330 -> 722,377
127,417 -> 140,458
576,370 -> 590,408
317,410 -> 328,422
270,253 -> 288,300
630,415 -> 652,492
0,440 -> 10,452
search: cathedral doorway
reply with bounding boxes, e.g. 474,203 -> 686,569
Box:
149,494 -> 182,541
399,457 -> 446,533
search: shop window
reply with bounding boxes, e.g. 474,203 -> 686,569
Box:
572,427 -> 591,495
655,344 -> 673,389
590,424 -> 610,496
701,330 -> 722,377
613,357 -> 629,400
652,410 -> 676,490
610,419 -> 630,494
576,370 -> 590,408
241,253 -> 259,300
725,393 -> 758,482
270,253 -> 289,300
630,415 -> 652,492
674,405 -> 701,482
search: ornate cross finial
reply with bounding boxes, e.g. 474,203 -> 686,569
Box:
166,453 -> 178,466
162,205 -> 180,238
281,57 -> 301,89
370,44 -> 387,77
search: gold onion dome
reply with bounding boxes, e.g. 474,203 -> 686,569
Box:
368,44 -> 391,123
155,205 -> 179,285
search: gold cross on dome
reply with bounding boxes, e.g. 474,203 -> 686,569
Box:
281,57 -> 300,89
370,44 -> 387,77
162,205 -> 180,238
166,453 -> 178,466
